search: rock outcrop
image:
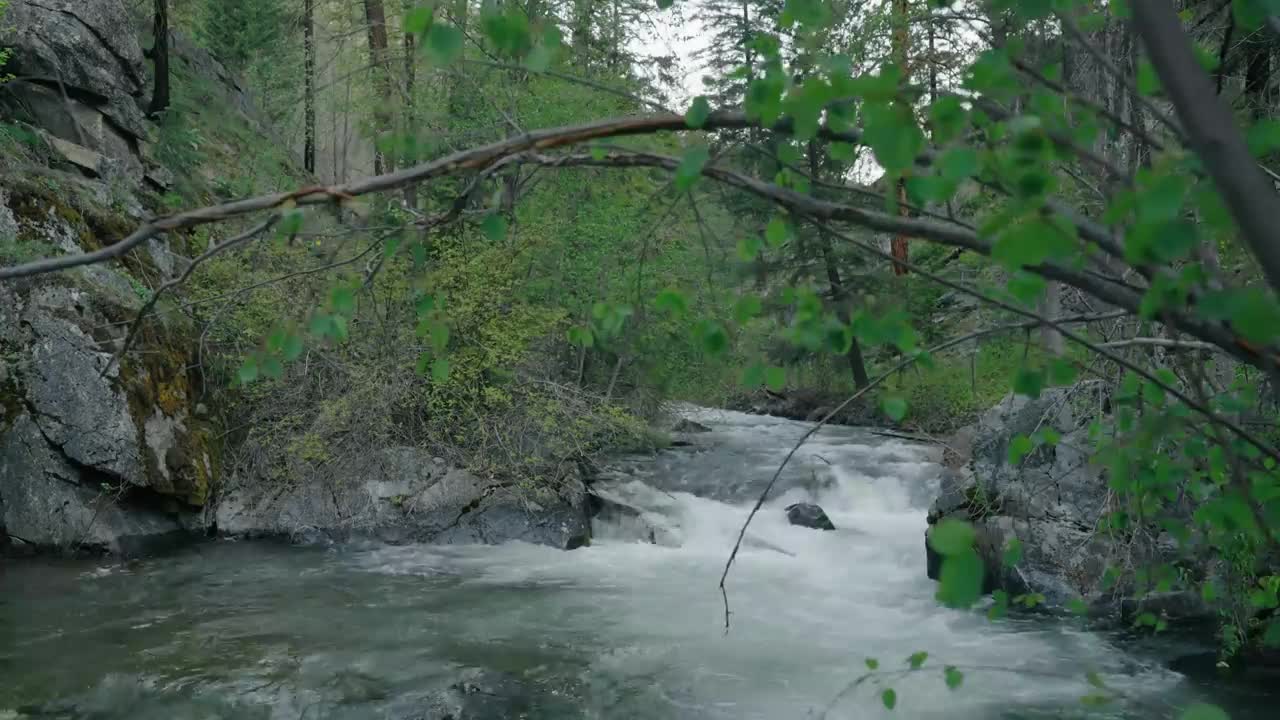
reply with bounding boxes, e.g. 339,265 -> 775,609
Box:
0,180 -> 214,555
924,384 -> 1209,622
213,446 -> 592,550
0,0 -> 151,179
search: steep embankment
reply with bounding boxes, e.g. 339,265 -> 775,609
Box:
0,0 -> 607,555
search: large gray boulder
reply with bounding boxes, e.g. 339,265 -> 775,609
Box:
213,447 -> 591,550
925,384 -> 1174,610
0,1 -> 150,176
0,415 -> 185,554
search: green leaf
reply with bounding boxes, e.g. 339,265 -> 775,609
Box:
481,213 -> 507,242
908,651 -> 928,670
1007,272 -> 1046,305
1068,597 -> 1090,615
1086,671 -> 1107,690
429,322 -> 450,352
1014,367 -> 1045,398
882,396 -> 908,422
655,289 -> 688,316
237,357 -> 259,385
1263,620 -> 1280,647
781,0 -> 831,27
1009,434 -> 1035,465
1003,537 -> 1024,567
1137,59 -> 1161,95
988,589 -> 1010,620
1178,702 -> 1230,720
865,657 -> 880,670
1247,119 -> 1280,156
332,314 -> 349,342
944,666 -> 964,690
864,103 -> 924,173
1232,288 -> 1280,344
993,217 -> 1074,269
881,688 -> 897,711
481,9 -> 532,57
431,358 -> 451,383
278,208 -> 305,237
929,519 -> 976,555
737,235 -> 763,261
734,295 -> 762,324
262,356 -> 284,380
765,216 -> 790,248
567,326 -> 594,348
928,96 -> 968,144
425,24 -> 464,65
404,6 -> 435,36
696,319 -> 729,356
937,548 -> 984,608
309,313 -> 333,338
282,332 -> 304,362
331,287 -> 355,316
764,366 -> 786,392
938,147 -> 979,182
685,96 -> 711,129
675,146 -> 710,191
1049,358 -> 1078,386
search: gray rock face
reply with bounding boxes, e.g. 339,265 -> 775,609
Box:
0,195 -> 209,554
0,415 -> 184,554
926,384 -> 1131,608
0,0 -> 149,175
214,447 -> 591,550
785,502 -> 836,531
23,291 -> 144,484
926,385 -> 1209,622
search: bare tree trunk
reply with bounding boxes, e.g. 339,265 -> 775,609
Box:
363,0 -> 393,175
148,0 -> 171,117
1039,283 -> 1065,355
401,0 -> 418,208
809,142 -> 871,388
304,0 -> 317,175
890,0 -> 911,275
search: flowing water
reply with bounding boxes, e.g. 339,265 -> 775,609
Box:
1,408 -> 1274,719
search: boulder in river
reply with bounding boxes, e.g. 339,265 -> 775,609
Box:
213,446 -> 592,550
785,502 -> 836,531
671,418 -> 712,433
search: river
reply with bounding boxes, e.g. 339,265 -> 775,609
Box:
1,408 -> 1273,718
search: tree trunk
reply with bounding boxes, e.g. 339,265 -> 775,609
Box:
401,0 -> 418,208
809,142 -> 871,388
304,0 -> 317,175
148,0 -> 171,117
363,0 -> 393,174
890,0 -> 911,276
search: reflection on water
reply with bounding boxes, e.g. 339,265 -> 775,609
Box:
0,407 -> 1272,718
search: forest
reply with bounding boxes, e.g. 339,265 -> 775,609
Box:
3,0 -> 1280,717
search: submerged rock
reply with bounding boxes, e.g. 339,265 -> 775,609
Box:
671,418 -> 712,433
785,502 -> 836,531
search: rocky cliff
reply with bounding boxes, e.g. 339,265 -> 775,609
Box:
925,383 -> 1214,626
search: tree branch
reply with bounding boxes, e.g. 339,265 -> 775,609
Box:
1131,0 -> 1280,294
